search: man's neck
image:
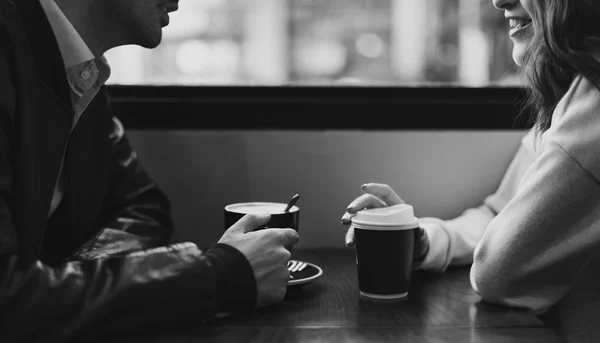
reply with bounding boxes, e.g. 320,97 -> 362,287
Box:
54,0 -> 110,57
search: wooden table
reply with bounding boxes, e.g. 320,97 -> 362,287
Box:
107,249 -> 563,342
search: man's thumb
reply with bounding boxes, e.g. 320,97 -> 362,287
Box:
227,213 -> 271,234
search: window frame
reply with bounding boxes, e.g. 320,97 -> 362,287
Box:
108,85 -> 531,131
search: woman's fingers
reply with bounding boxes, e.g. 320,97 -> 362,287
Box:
361,183 -> 404,206
342,183 -> 405,248
346,193 -> 388,214
345,226 -> 355,247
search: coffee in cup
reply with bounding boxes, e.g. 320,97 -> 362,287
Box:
351,204 -> 419,300
224,202 -> 299,232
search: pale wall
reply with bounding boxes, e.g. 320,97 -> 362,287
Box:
127,130 -> 526,251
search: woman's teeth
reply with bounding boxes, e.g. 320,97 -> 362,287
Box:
509,18 -> 532,29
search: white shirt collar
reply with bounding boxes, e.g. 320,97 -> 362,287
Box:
39,0 -> 94,68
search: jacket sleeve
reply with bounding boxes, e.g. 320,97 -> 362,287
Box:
471,76 -> 600,313
0,25 -> 257,343
0,243 -> 258,342
69,115 -> 175,260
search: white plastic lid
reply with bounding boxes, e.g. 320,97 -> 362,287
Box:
225,202 -> 299,215
351,204 -> 418,230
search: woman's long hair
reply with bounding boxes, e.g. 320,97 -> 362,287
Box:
522,0 -> 600,134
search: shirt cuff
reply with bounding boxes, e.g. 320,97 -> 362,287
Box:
417,218 -> 451,272
205,243 -> 257,313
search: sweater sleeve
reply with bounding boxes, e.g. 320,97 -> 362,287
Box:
471,75 -> 600,313
418,130 -> 537,272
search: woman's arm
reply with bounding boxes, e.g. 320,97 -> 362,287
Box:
471,144 -> 600,312
471,75 -> 600,312
418,131 -> 537,271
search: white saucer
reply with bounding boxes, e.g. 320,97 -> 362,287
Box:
288,260 -> 323,287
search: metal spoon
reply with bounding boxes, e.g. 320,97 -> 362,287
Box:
284,194 -> 300,213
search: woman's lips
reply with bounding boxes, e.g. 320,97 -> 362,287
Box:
509,18 -> 533,39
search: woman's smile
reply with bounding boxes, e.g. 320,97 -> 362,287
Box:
508,16 -> 533,39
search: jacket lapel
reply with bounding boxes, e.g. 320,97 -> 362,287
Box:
66,90 -> 111,245
7,0 -> 76,261
10,0 -> 113,261
14,0 -> 73,113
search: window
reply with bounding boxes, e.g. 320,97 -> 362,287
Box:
105,0 -> 521,86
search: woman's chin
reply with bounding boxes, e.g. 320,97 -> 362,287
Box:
512,47 -> 526,67
511,40 -> 534,67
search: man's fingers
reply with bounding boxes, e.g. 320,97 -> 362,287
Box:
345,226 -> 355,247
361,183 -> 404,206
263,228 -> 300,247
282,229 -> 300,246
346,193 -> 387,214
227,213 -> 271,234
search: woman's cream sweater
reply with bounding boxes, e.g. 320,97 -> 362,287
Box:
418,75 -> 600,341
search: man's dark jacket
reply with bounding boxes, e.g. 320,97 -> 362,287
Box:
0,0 -> 256,341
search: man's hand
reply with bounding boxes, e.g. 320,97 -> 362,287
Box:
218,214 -> 300,308
340,183 -> 429,266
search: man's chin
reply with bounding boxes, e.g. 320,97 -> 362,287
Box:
143,40 -> 162,50
137,32 -> 162,49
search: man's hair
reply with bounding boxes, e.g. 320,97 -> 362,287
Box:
521,0 -> 600,134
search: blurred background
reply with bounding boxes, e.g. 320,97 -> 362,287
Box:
105,0 -> 522,87
110,0 -> 528,248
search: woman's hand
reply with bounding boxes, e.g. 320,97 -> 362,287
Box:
341,183 -> 405,246
341,183 -> 430,266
